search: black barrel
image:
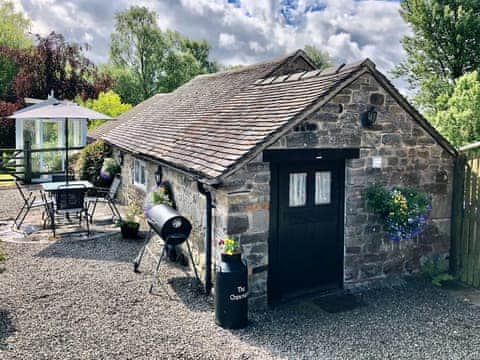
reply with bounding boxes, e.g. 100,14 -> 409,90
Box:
215,253 -> 248,329
146,204 -> 192,245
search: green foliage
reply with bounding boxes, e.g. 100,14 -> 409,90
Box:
421,257 -> 455,287
180,38 -> 219,73
0,0 -> 32,98
303,45 -> 331,70
117,203 -> 142,226
219,238 -> 240,255
0,0 -> 32,49
76,90 -> 132,129
100,157 -> 121,179
75,140 -> 112,187
150,185 -> 173,207
100,66 -> 144,106
365,186 -> 431,241
394,0 -> 480,114
109,6 -> 217,103
431,71 -> 480,147
0,101 -> 17,147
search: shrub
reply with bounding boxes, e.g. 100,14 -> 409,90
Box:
0,101 -> 18,148
421,256 -> 455,287
75,140 -> 112,187
99,157 -> 121,181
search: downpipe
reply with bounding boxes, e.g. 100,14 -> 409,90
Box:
198,182 -> 213,295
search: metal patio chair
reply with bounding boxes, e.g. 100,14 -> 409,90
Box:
51,173 -> 75,182
14,181 -> 52,229
47,184 -> 90,237
85,175 -> 122,223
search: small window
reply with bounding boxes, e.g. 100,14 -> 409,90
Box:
315,171 -> 331,205
289,172 -> 307,207
133,158 -> 147,189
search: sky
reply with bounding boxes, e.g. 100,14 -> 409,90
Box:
12,0 -> 410,92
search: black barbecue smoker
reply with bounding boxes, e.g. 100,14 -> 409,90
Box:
133,204 -> 200,294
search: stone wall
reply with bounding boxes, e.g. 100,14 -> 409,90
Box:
221,72 -> 454,307
219,156 -> 271,308
114,151 -> 235,292
115,151 -> 209,273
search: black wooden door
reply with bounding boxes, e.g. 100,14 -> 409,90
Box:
275,161 -> 344,299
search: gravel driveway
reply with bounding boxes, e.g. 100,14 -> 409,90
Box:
1,236 -> 479,360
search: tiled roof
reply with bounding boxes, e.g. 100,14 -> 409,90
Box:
87,94 -> 169,141
103,52 -> 370,180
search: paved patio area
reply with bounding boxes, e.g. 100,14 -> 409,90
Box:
1,186 -> 480,359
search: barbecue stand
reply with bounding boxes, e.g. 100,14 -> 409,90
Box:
133,205 -> 201,294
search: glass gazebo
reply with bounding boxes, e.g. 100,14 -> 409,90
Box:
12,94 -> 110,181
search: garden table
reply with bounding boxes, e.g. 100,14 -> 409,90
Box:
41,180 -> 94,192
41,180 -> 94,236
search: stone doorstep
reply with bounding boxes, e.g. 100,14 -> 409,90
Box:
443,281 -> 480,307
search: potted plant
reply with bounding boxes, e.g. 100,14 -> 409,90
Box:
117,204 -> 142,239
218,237 -> 241,261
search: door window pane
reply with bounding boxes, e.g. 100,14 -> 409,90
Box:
289,172 -> 307,207
315,171 -> 331,205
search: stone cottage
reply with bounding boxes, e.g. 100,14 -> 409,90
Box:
97,50 -> 456,308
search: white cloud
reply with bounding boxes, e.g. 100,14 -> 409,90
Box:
219,33 -> 237,49
15,0 -> 410,93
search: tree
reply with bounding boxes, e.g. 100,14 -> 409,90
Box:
100,65 -> 144,106
110,6 -> 168,101
0,0 -> 32,98
109,6 -> 217,104
431,71 -> 480,147
303,45 -> 331,70
181,38 -> 219,73
1,32 -> 112,101
76,90 -> 132,129
0,0 -> 31,49
393,0 -> 480,114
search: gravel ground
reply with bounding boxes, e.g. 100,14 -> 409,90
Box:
0,187 -> 23,221
0,236 -> 479,360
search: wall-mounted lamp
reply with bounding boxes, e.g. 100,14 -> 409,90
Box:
361,106 -> 378,127
154,166 -> 163,186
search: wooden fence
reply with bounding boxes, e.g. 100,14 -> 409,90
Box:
451,145 -> 480,287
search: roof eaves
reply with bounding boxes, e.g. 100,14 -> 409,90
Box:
103,139 -> 211,182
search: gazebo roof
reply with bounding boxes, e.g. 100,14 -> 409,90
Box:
10,96 -> 111,120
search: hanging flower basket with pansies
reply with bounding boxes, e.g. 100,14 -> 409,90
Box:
364,185 -> 432,242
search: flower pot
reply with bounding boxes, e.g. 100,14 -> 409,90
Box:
220,253 -> 242,262
120,222 -> 140,239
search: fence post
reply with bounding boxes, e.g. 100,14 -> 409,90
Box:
450,153 -> 466,275
24,140 -> 32,184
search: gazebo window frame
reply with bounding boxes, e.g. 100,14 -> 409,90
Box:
15,117 -> 87,180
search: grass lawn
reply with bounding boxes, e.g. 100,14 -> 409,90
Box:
0,174 -> 14,187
